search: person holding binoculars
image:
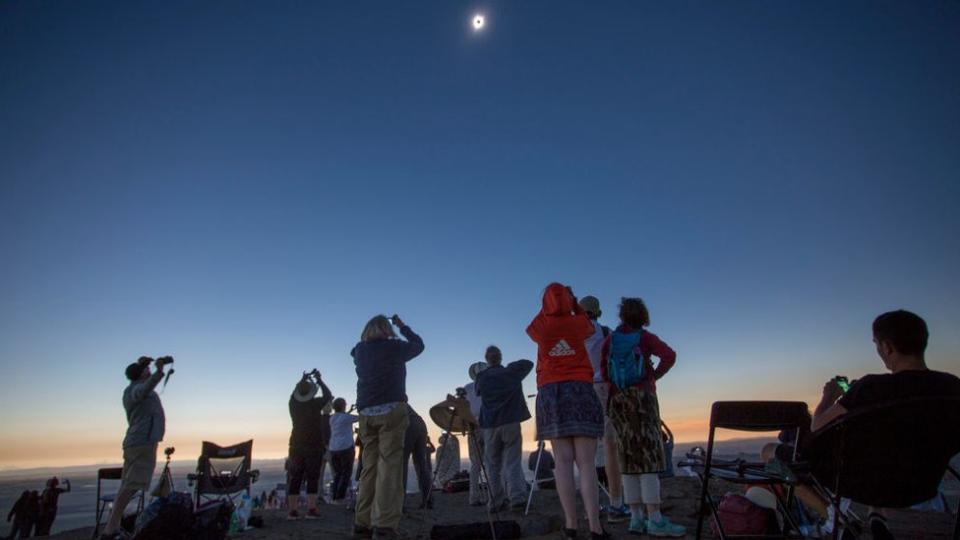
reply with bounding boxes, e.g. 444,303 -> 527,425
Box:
100,355 -> 173,539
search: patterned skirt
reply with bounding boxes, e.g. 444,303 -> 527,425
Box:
536,381 -> 604,440
607,386 -> 666,474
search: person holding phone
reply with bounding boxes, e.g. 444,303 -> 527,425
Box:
811,310 -> 960,431
329,398 -> 360,504
287,369 -> 333,519
352,314 -> 424,540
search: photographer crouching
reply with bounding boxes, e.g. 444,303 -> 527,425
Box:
101,355 -> 173,539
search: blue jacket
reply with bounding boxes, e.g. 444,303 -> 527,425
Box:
122,370 -> 166,448
353,325 -> 424,411
476,360 -> 533,429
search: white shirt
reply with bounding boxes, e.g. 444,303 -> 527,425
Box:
329,412 -> 359,452
584,320 -> 606,382
464,382 -> 482,421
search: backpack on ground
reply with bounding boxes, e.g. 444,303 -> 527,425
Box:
133,491 -> 194,540
193,499 -> 234,540
710,493 -> 777,536
607,330 -> 644,390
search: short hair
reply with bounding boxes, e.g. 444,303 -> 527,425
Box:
485,345 -> 502,365
125,357 -> 151,381
333,398 -> 347,412
619,297 -> 650,328
361,315 -> 396,342
873,310 -> 928,356
295,380 -> 313,397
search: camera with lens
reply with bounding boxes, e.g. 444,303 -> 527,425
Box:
156,356 -> 174,367
455,387 -> 467,399
164,447 -> 175,457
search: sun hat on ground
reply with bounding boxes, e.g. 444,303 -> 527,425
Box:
744,486 -> 778,510
293,380 -> 318,402
469,361 -> 489,381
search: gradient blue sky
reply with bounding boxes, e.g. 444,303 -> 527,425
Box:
2,1 -> 959,468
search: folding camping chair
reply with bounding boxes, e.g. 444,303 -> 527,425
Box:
91,467 -> 145,539
187,440 -> 260,510
688,401 -> 811,539
806,396 -> 960,540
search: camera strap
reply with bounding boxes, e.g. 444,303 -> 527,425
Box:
160,368 -> 175,394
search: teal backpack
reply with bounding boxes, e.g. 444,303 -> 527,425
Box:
607,330 -> 644,390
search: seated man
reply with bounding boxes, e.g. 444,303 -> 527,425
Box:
766,310 -> 960,537
811,310 -> 960,431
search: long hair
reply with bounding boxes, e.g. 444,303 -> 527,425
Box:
361,315 -> 396,342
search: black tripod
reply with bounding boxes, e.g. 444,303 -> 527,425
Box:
151,447 -> 176,498
427,396 -> 500,540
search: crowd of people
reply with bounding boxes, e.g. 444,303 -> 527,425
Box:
4,477 -> 70,538
95,282 -> 960,540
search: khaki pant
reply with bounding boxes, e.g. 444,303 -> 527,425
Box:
355,405 -> 409,531
120,443 -> 158,492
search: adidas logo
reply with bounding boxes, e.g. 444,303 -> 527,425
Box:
548,340 -> 576,357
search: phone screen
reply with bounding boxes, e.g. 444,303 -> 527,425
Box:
836,378 -> 851,393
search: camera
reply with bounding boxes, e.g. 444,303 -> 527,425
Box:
164,447 -> 175,457
455,387 -> 467,399
156,356 -> 174,367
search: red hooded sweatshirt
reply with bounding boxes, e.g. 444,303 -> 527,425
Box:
526,283 -> 595,388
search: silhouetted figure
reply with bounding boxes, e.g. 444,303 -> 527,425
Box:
403,405 -> 433,509
35,477 -> 70,536
476,345 -> 533,511
20,491 -> 40,538
329,398 -> 359,502
5,491 -> 29,539
103,356 -> 172,538
287,369 -> 333,519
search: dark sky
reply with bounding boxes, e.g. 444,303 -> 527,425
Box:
1,1 -> 959,465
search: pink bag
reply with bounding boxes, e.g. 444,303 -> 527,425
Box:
711,493 -> 775,535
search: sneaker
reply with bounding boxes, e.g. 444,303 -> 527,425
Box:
287,509 -> 300,520
628,515 -> 646,535
645,516 -> 686,538
305,507 -> 321,519
606,504 -> 630,524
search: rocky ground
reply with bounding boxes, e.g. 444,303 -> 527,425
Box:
47,476 -> 953,539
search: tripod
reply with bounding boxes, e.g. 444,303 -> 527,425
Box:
427,396 -> 500,540
524,439 -> 612,516
151,448 -> 176,498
